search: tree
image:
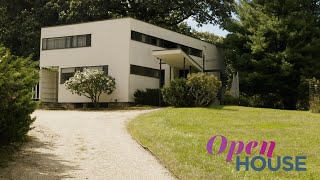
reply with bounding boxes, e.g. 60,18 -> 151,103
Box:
192,31 -> 224,45
0,0 -> 234,58
65,68 -> 116,108
0,45 -> 39,145
223,0 -> 320,109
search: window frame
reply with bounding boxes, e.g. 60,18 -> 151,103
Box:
60,65 -> 109,84
130,64 -> 160,78
42,34 -> 92,51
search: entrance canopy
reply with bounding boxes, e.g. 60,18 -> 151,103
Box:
153,49 -> 203,71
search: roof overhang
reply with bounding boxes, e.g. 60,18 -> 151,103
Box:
152,49 -> 202,71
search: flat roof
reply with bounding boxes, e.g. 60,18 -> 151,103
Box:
153,49 -> 202,71
41,17 -> 218,46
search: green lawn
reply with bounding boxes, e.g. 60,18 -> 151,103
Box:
128,106 -> 320,179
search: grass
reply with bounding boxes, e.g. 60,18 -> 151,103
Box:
128,106 -> 320,179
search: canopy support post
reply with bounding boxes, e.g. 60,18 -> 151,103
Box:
183,57 -> 186,78
159,59 -> 162,107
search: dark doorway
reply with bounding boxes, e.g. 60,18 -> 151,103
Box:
179,69 -> 189,78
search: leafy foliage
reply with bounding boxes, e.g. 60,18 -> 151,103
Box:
134,88 -> 165,106
162,78 -> 194,107
223,0 -> 320,109
0,45 -> 39,145
162,73 -> 222,107
65,69 -> 116,108
186,73 -> 221,106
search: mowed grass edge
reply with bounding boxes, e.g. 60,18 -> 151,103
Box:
128,106 -> 320,179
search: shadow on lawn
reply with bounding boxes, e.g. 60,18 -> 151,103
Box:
0,136 -> 79,180
208,105 -> 239,111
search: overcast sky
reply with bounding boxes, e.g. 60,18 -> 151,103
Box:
186,17 -> 229,37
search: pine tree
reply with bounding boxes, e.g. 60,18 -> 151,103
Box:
224,0 -> 320,109
0,45 -> 39,144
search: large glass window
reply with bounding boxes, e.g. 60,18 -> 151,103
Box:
130,31 -> 203,58
130,65 -> 160,78
60,68 -> 75,84
42,34 -> 91,50
60,65 -> 108,84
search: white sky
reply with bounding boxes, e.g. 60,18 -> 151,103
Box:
186,17 -> 229,37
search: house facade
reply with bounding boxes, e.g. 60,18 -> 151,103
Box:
39,18 -> 225,104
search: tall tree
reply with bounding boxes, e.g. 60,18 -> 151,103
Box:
224,0 -> 320,109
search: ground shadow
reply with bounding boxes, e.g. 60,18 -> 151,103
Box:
207,105 -> 239,111
0,136 -> 79,180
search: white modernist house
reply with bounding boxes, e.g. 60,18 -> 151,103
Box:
39,18 -> 225,105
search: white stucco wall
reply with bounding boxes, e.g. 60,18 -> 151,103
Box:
40,19 -> 131,103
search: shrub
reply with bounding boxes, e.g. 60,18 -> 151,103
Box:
65,68 -> 116,108
186,73 -> 222,106
134,88 -> 165,106
223,94 -> 239,105
310,97 -> 320,113
0,45 -> 39,145
162,73 -> 222,107
309,78 -> 320,113
161,78 -> 194,107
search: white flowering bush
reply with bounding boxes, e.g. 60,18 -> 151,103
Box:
65,68 -> 116,108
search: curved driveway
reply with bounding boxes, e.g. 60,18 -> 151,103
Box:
0,110 -> 174,180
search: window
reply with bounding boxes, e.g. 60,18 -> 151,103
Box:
130,31 -> 203,57
130,65 -> 160,78
102,65 -> 108,76
60,65 -> 108,84
131,31 -> 142,41
42,34 -> 91,50
190,48 -> 203,57
60,68 -> 75,84
77,35 -> 87,47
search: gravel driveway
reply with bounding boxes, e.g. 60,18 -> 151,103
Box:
0,110 -> 174,180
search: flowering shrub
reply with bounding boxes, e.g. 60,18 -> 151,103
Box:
65,68 -> 116,108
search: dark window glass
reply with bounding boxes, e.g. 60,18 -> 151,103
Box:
60,67 -> 75,84
42,39 -> 47,50
60,73 -> 74,84
103,65 -> 108,76
190,48 -> 203,58
86,34 -> 92,46
42,34 -> 91,50
163,40 -> 177,49
150,36 -> 158,46
180,45 -> 189,53
131,31 -> 142,41
130,65 -> 160,78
